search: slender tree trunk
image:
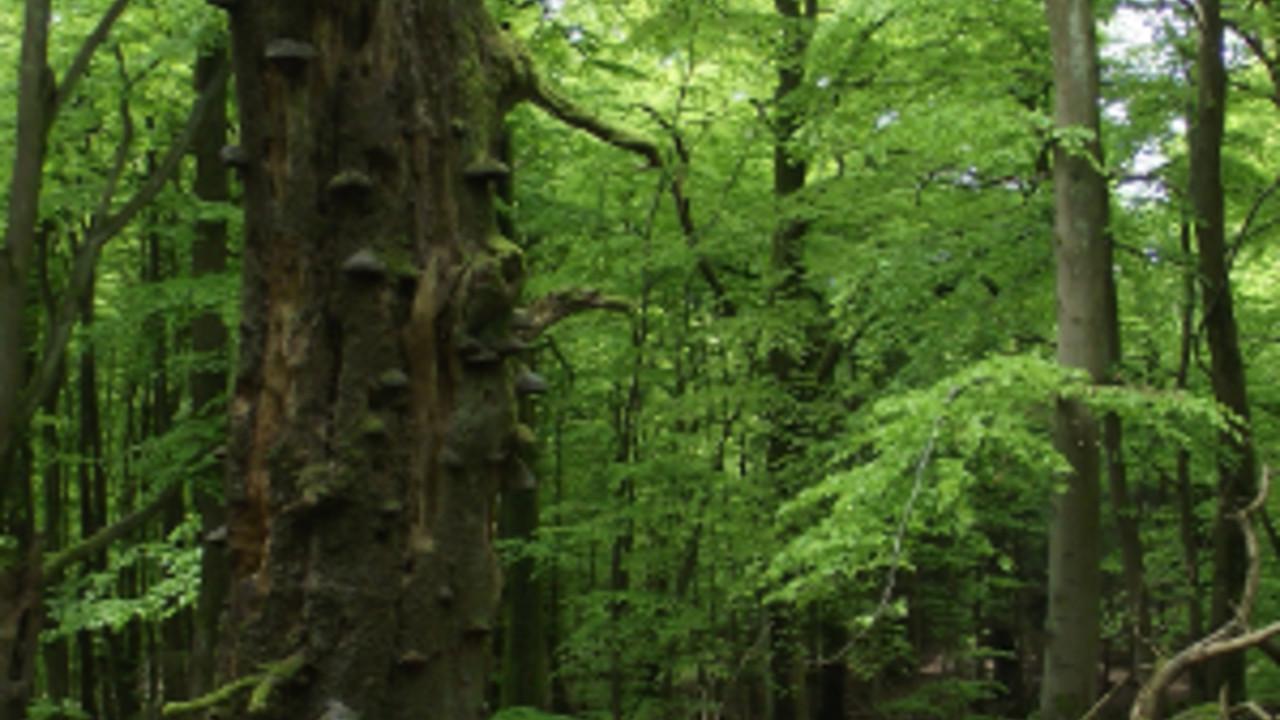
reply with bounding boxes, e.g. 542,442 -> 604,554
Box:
1189,0 -> 1256,703
1040,0 -> 1112,718
189,42 -> 232,702
765,2 -> 818,718
76,279 -> 105,720
496,130 -> 549,711
1173,221 -> 1208,702
0,0 -> 51,468
41,373 -> 70,715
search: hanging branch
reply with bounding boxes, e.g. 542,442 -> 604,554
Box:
1129,467 -> 1280,720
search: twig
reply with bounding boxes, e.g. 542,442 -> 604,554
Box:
816,382 -> 972,665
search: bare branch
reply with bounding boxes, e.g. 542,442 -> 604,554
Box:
1129,468 -> 1278,720
518,288 -> 634,340
504,34 -> 662,167
17,62 -> 231,432
527,77 -> 664,167
92,45 -> 136,222
53,0 -> 132,120
44,482 -> 179,578
1229,175 -> 1280,266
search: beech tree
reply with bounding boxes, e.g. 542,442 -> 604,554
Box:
1039,0 -> 1116,717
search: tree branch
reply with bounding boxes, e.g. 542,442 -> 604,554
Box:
1129,467 -> 1279,720
518,288 -> 634,340
503,34 -> 662,167
44,482 -> 179,578
53,0 -> 132,121
527,77 -> 663,167
17,61 -> 231,433
1229,174 -> 1280,267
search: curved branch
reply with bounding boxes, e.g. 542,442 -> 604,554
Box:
503,35 -> 662,166
526,77 -> 663,167
1129,468 -> 1278,720
17,62 -> 231,433
519,288 -> 634,340
53,0 -> 132,120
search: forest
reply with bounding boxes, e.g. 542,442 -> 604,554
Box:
1,0 -> 1279,719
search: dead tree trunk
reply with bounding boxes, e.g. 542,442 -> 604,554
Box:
213,2 -> 659,719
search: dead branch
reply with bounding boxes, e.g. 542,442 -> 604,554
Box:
1129,467 -> 1280,720
518,288 -> 634,340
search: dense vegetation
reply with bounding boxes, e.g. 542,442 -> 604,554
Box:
1,0 -> 1278,719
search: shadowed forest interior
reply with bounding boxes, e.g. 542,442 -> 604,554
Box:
1,1 -> 1280,720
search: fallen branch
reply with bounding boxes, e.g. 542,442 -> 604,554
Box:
162,653 -> 305,717
1129,467 -> 1280,720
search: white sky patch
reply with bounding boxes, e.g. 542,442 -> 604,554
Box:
1102,7 -> 1157,63
874,110 -> 898,130
1104,8 -> 1170,204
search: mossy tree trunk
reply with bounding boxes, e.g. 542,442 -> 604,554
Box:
216,2 -> 656,718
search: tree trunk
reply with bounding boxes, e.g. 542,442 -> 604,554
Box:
0,0 -> 50,468
765,1 -> 818,718
189,41 -> 232,703
1173,221 -> 1208,703
219,2 -> 541,717
1040,0 -> 1112,718
1189,0 -> 1256,703
76,281 -> 105,720
497,131 -> 549,711
0,8 -> 52,706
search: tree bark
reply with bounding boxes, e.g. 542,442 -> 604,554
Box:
1040,0 -> 1113,718
1189,0 -> 1257,703
219,2 -> 546,718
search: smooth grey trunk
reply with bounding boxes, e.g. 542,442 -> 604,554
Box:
1040,0 -> 1113,718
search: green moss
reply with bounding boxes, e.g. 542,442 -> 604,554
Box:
361,414 -> 388,436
